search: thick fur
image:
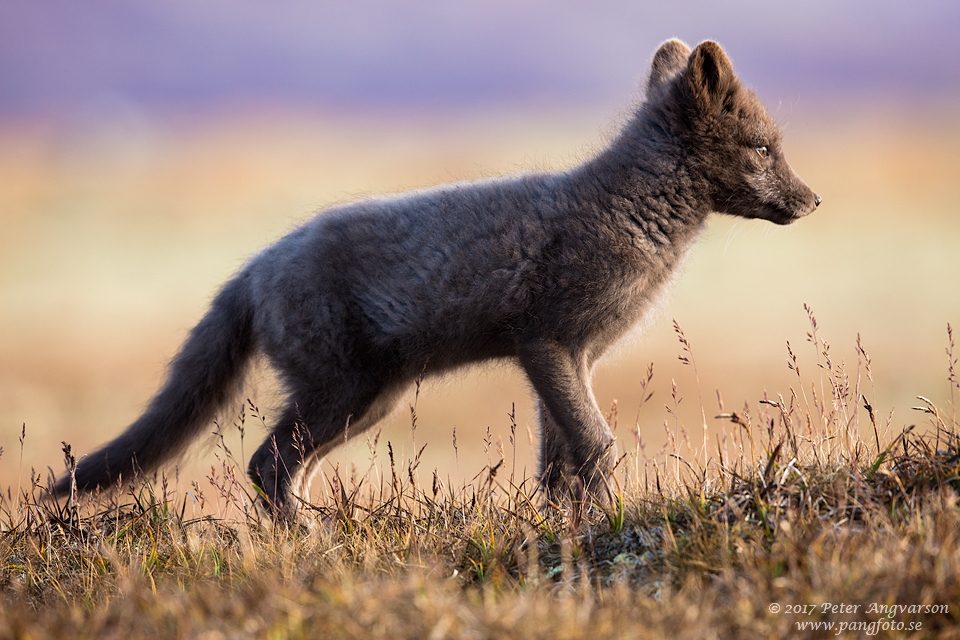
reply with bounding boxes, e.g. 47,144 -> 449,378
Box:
54,40 -> 819,512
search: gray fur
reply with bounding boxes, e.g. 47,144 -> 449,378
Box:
55,39 -> 820,512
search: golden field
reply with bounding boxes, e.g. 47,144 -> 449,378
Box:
1,102 -> 959,498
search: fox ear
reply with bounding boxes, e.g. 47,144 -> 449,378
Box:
647,38 -> 691,95
685,41 -> 736,110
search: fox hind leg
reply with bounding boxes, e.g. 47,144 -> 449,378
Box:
247,400 -> 319,515
247,376 -> 404,517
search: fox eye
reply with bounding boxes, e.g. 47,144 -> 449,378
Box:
756,146 -> 769,158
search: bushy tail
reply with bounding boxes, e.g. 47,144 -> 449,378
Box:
54,274 -> 256,497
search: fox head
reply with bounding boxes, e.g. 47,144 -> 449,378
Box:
646,39 -> 821,225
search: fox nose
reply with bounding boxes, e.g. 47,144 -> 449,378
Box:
814,194 -> 822,207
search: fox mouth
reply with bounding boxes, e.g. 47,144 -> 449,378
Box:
768,194 -> 821,225
772,209 -> 811,225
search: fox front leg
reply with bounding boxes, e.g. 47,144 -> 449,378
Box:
519,341 -> 616,504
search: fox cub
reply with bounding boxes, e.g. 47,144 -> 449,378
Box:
56,39 -> 820,513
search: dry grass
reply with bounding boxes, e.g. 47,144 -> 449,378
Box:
2,318 -> 960,639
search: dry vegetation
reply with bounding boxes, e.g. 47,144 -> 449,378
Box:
2,316 -> 959,639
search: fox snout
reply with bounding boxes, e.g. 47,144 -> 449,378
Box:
795,186 -> 822,219
769,163 -> 821,225
794,182 -> 822,220
775,190 -> 820,226
741,166 -> 821,225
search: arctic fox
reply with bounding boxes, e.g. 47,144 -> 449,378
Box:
55,39 -> 820,513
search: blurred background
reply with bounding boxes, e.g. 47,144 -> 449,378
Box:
1,1 -> 958,497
